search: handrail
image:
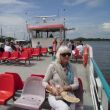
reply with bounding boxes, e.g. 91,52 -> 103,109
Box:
91,58 -> 110,102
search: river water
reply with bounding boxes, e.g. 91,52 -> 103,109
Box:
87,41 -> 110,84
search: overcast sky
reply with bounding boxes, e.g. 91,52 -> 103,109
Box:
0,0 -> 110,39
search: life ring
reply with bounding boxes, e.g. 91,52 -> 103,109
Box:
83,47 -> 89,67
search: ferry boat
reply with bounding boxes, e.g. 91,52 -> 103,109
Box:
0,23 -> 110,110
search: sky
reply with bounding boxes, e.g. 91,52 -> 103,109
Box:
0,0 -> 110,39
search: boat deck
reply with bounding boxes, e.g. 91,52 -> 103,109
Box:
0,55 -> 94,110
74,62 -> 93,110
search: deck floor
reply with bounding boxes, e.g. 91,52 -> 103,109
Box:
73,61 -> 94,110
0,55 -> 94,110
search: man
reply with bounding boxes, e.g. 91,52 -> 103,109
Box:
4,42 -> 13,53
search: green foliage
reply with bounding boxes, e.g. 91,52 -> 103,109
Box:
0,36 -> 5,42
0,36 -> 15,43
73,37 -> 85,41
5,37 -> 15,42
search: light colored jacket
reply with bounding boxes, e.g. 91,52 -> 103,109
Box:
42,61 -> 79,90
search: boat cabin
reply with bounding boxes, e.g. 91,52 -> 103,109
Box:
28,24 -> 66,47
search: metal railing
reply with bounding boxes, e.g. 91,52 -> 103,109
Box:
88,44 -> 110,110
91,58 -> 110,102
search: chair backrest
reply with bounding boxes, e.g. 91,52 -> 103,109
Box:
22,48 -> 27,51
27,50 -> 32,58
33,48 -> 41,54
74,49 -> 80,56
28,48 -> 34,53
31,74 -> 45,79
10,51 -> 20,58
5,72 -> 23,91
74,77 -> 83,104
20,51 -> 29,58
41,48 -> 48,53
22,76 -> 45,98
0,52 -> 3,57
0,74 -> 14,93
1,51 -> 11,58
78,78 -> 83,92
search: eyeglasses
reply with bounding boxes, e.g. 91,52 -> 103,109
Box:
60,53 -> 71,57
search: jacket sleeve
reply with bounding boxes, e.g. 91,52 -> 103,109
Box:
70,63 -> 79,90
42,63 -> 54,88
70,77 -> 79,90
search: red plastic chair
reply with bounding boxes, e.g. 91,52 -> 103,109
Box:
27,49 -> 33,58
0,74 -> 15,105
22,48 -> 27,51
8,51 -> 20,61
29,48 -> 34,53
27,48 -> 34,53
32,48 -> 41,58
18,51 -> 30,64
41,48 -> 48,55
5,72 -> 24,101
74,77 -> 83,110
5,72 -> 24,91
0,52 -> 3,62
22,48 -> 33,58
73,49 -> 83,62
0,52 -> 3,57
0,51 -> 11,61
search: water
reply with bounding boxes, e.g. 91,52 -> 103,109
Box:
87,41 -> 110,84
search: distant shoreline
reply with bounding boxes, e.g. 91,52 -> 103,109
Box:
69,37 -> 110,41
80,39 -> 110,41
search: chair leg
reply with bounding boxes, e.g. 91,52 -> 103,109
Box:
29,59 -> 30,64
75,58 -> 77,62
13,96 -> 16,101
25,60 -> 26,64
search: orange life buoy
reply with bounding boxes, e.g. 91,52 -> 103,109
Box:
83,47 -> 89,67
